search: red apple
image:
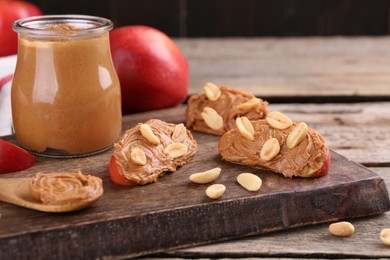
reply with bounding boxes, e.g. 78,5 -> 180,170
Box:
304,148 -> 331,177
109,156 -> 136,186
316,149 -> 331,177
0,0 -> 42,57
109,26 -> 189,114
0,139 -> 36,173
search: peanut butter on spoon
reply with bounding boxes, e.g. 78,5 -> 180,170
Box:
0,171 -> 103,212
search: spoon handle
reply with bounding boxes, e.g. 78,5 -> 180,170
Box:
0,177 -> 35,209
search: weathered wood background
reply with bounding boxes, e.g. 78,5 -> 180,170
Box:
4,22 -> 390,257
2,104 -> 388,259
148,103 -> 390,259
26,0 -> 390,37
153,37 -> 390,258
176,37 -> 390,101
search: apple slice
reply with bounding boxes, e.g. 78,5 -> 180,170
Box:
218,112 -> 330,178
110,119 -> 198,186
300,148 -> 331,177
109,156 -> 136,186
0,139 -> 36,173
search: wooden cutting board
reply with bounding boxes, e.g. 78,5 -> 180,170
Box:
0,106 -> 389,259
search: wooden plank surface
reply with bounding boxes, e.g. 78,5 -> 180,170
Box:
0,104 -> 388,259
176,37 -> 390,101
162,167 -> 390,259
268,102 -> 390,165
151,102 -> 390,259
3,37 -> 390,259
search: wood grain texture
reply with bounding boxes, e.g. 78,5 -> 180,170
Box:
186,0 -> 389,37
162,167 -> 390,259
268,102 -> 390,165
31,0 -> 390,37
0,105 -> 388,259
176,37 -> 390,101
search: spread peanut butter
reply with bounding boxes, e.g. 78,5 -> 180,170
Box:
12,15 -> 121,156
113,119 -> 198,184
218,119 -> 329,178
29,171 -> 103,205
47,24 -> 78,31
186,86 -> 269,135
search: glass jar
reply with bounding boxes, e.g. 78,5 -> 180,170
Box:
11,15 -> 122,157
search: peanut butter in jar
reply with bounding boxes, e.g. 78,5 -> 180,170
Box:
12,15 -> 122,157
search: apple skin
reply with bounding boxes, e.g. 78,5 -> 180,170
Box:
0,0 -> 42,57
109,156 -> 136,187
316,149 -> 331,177
109,26 -> 189,114
0,139 -> 35,174
307,148 -> 331,177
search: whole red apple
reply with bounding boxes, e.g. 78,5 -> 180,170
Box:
109,26 -> 189,114
0,0 -> 42,57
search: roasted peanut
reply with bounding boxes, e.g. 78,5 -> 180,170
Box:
380,229 -> 390,246
130,147 -> 147,165
140,123 -> 160,145
238,97 -> 262,110
201,107 -> 223,130
204,82 -> 221,101
236,117 -> 255,140
189,167 -> 221,184
206,184 -> 226,199
237,173 -> 262,191
328,221 -> 355,237
163,143 -> 188,158
172,123 -> 187,143
286,122 -> 308,149
260,138 -> 280,161
266,111 -> 293,130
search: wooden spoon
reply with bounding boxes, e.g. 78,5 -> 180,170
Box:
0,177 -> 101,212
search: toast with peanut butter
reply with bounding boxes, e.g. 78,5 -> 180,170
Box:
218,112 -> 330,178
186,83 -> 269,135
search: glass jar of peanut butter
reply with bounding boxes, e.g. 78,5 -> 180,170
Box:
12,15 -> 122,157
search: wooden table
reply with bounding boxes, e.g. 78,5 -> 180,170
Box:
152,37 -> 390,258
2,37 -> 390,259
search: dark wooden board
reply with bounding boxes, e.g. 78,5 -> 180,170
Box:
0,106 -> 389,259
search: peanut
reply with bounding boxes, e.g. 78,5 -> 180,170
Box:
266,111 -> 293,130
189,167 -> 221,184
328,221 -> 355,237
172,123 -> 187,143
201,107 -> 223,130
236,117 -> 255,140
237,173 -> 262,191
140,123 -> 160,145
380,229 -> 390,246
238,97 -> 262,110
163,143 -> 188,158
206,184 -> 226,199
130,147 -> 147,166
260,138 -> 280,161
286,122 -> 308,149
204,82 -> 221,101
